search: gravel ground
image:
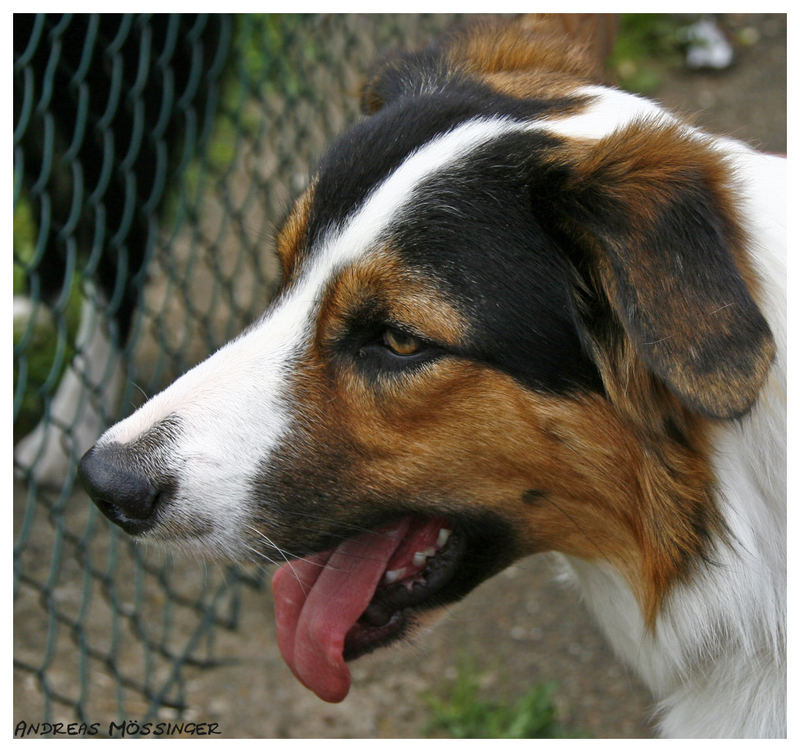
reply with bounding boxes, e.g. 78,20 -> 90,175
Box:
14,13 -> 786,739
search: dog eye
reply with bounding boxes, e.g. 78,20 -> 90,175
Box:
352,325 -> 443,373
382,328 -> 422,356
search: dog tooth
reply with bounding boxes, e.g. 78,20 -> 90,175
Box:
384,567 -> 406,584
412,551 -> 428,568
412,545 -> 440,568
437,528 -> 452,548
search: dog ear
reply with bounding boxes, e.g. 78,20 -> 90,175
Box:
360,56 -> 401,114
548,121 -> 775,420
361,47 -> 448,114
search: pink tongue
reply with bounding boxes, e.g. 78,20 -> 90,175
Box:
271,518 -> 411,703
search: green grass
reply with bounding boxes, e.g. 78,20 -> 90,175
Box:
421,656 -> 584,738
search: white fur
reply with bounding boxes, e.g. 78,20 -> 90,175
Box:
547,88 -> 787,738
543,85 -> 677,139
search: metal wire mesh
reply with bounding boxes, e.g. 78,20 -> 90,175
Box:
13,13 -> 457,734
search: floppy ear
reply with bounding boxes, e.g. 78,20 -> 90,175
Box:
550,121 -> 775,420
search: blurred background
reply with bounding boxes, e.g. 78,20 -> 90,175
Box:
13,14 -> 786,738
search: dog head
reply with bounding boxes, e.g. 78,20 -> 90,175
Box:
79,18 -> 775,702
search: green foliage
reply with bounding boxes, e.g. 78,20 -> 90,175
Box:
238,14 -> 317,98
13,196 -> 84,439
13,195 -> 37,294
610,14 -> 689,93
175,15 -> 312,215
421,657 -> 583,738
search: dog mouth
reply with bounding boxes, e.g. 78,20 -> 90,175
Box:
271,515 -> 478,703
344,517 -> 464,659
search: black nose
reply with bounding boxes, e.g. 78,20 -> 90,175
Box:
78,444 -> 160,535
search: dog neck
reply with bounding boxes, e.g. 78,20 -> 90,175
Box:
562,150 -> 786,737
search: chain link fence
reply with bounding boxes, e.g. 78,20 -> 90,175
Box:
13,13 -> 459,734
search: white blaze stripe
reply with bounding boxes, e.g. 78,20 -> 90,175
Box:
100,116 -> 538,450
261,116 -> 547,363
312,116 -> 537,275
540,85 -> 753,158
538,85 -> 676,140
263,115 -> 546,352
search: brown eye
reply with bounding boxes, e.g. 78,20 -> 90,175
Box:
382,328 -> 422,356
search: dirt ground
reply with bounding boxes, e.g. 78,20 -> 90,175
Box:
645,14 -> 786,154
13,13 -> 786,739
175,14 -> 786,739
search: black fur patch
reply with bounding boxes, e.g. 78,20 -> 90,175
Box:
387,130 -> 603,394
305,80 -> 583,254
291,48 -> 602,397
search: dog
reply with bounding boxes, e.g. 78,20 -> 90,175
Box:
78,15 -> 786,737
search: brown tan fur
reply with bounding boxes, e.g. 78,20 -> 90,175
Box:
444,14 -> 617,99
260,247 -> 722,625
546,121 -> 775,420
276,179 -> 316,281
267,13 -> 773,625
317,249 -> 468,350
362,15 -> 615,114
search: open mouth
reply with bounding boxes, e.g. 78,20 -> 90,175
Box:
271,515 -> 473,703
344,516 -> 464,660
